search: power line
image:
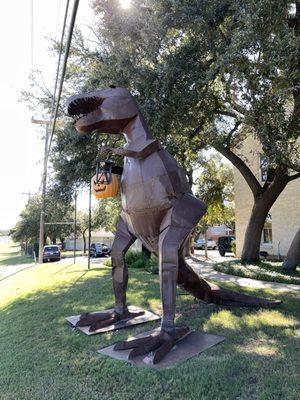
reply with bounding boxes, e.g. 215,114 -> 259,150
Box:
49,0 -> 70,125
47,0 -> 80,156
30,0 -> 34,70
37,0 -> 80,264
36,0 -> 70,196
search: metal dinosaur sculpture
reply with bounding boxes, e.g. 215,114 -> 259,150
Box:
67,86 -> 279,364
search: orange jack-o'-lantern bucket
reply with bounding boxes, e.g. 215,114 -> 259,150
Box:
92,161 -> 120,199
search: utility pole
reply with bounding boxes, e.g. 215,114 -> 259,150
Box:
31,118 -> 50,264
88,176 -> 92,269
31,0 -> 80,264
73,190 -> 77,264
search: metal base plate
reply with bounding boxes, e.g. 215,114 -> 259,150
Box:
66,306 -> 160,335
98,328 -> 225,369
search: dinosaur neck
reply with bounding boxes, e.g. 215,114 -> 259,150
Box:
123,114 -> 153,144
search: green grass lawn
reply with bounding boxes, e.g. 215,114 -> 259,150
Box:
0,241 -> 34,268
61,249 -> 84,258
0,244 -> 299,400
214,260 -> 300,285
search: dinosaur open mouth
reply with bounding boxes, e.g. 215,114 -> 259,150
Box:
67,95 -> 103,122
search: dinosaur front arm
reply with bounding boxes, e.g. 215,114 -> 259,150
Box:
109,139 -> 161,159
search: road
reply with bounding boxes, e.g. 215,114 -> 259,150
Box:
0,254 -> 108,281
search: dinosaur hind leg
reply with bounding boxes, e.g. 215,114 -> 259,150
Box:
177,256 -> 281,308
76,217 -> 144,331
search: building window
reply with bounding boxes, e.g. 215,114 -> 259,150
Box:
260,155 -> 268,182
262,214 -> 272,244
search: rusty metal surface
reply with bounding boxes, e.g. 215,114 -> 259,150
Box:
66,306 -> 160,336
67,86 -> 280,363
98,328 -> 225,369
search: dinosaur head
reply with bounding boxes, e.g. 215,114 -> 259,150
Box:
66,86 -> 138,134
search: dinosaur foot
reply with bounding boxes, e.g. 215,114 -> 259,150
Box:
75,309 -> 145,332
114,327 -> 190,364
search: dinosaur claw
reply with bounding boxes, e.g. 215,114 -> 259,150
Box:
152,339 -> 174,364
76,309 -> 145,331
114,327 -> 190,364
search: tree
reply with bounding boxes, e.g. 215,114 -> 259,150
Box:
195,154 -> 235,256
22,0 -> 300,263
10,189 -> 74,248
76,211 -> 91,254
69,0 -> 300,263
10,197 -> 42,245
93,197 -> 122,233
282,228 -> 300,272
76,197 -> 122,253
44,187 -> 74,245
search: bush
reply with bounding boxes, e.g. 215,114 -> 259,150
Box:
231,240 -> 236,256
103,251 -> 159,274
125,251 -> 147,267
103,257 -> 112,267
214,260 -> 300,284
147,256 -> 159,275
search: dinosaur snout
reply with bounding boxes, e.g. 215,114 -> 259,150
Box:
66,86 -> 138,134
67,94 -> 103,122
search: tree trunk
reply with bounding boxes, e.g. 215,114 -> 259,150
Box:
282,229 -> 300,273
190,234 -> 195,255
241,172 -> 289,263
204,230 -> 208,259
241,200 -> 270,263
83,233 -> 87,254
52,237 -> 56,244
60,238 -> 65,250
217,146 -> 292,265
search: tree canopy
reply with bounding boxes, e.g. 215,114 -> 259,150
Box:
196,154 -> 235,230
10,190 -> 74,245
21,0 -> 300,262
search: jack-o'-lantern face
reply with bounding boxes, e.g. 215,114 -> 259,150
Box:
92,173 -> 120,199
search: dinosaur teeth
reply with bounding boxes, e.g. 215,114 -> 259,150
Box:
68,96 -> 103,118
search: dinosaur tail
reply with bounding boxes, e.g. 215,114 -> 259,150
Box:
177,257 -> 281,308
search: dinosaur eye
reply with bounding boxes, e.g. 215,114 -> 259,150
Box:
109,85 -> 116,88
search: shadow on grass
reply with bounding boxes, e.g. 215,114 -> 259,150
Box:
0,267 -> 299,400
0,253 -> 34,267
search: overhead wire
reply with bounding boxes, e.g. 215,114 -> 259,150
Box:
47,0 -> 80,156
37,0 -> 79,194
30,0 -> 34,70
36,0 -> 81,263
49,0 -> 70,125
37,0 -> 71,195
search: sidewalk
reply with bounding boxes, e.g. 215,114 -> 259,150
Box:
0,262 -> 35,281
187,255 -> 300,293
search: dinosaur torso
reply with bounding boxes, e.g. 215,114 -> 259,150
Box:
120,146 -> 191,242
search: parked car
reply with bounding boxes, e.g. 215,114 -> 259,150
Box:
207,239 -> 217,250
89,243 -> 111,258
194,239 -> 217,250
194,238 -> 205,249
218,236 -> 235,256
43,245 -> 61,262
